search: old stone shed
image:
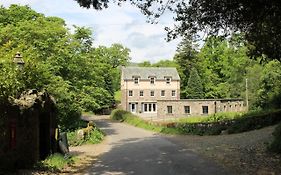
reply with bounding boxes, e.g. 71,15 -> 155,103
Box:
0,90 -> 58,169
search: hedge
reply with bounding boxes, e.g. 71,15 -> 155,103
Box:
171,109 -> 281,135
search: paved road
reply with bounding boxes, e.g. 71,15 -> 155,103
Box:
86,118 -> 231,175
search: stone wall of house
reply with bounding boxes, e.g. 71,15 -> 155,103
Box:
122,89 -> 179,110
157,99 -> 245,118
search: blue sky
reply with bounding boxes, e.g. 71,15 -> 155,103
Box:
1,0 -> 181,63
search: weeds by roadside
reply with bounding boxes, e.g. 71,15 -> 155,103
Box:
67,127 -> 105,146
35,153 -> 76,172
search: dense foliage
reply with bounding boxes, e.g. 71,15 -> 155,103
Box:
138,35 -> 281,110
0,5 -> 130,130
75,0 -> 281,60
184,67 -> 204,99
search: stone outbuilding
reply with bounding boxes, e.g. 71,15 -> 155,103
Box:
0,90 -> 58,169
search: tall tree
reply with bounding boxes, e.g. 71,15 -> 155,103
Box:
74,0 -> 281,60
185,67 -> 204,99
0,5 -> 130,130
174,36 -> 199,97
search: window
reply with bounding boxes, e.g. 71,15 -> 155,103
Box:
152,103 -> 156,111
140,90 -> 144,97
150,90 -> 155,97
167,106 -> 172,114
184,106 -> 190,114
133,77 -> 139,84
144,104 -> 148,112
166,77 -> 171,84
129,90 -> 133,96
161,90 -> 165,97
143,103 -> 157,113
172,90 -> 176,97
202,106 -> 208,114
150,77 -> 155,84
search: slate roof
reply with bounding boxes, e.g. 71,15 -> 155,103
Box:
122,67 -> 180,80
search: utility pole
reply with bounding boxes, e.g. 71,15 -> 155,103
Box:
246,78 -> 249,111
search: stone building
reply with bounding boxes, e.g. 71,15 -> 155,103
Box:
121,67 -> 245,118
0,90 -> 58,170
121,67 -> 180,113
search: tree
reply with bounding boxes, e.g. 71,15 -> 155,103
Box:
0,5 -> 130,130
174,36 -> 199,97
138,61 -> 151,67
257,60 -> 281,109
185,67 -> 204,99
75,0 -> 281,60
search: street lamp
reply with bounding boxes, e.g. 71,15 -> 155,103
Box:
13,52 -> 25,70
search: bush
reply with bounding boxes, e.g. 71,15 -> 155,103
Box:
178,112 -> 243,123
110,109 -> 130,121
227,109 -> 281,134
176,110 -> 281,135
175,121 -> 234,135
268,123 -> 281,153
67,123 -> 105,146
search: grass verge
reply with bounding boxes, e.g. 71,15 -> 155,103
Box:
111,109 -> 281,136
36,153 -> 76,172
110,109 -> 183,134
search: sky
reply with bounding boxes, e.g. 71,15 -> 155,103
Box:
0,0 -> 181,63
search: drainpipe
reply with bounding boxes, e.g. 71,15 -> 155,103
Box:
125,80 -> 128,111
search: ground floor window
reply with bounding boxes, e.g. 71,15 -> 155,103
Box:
142,103 -> 157,113
167,106 -> 172,114
184,106 -> 190,114
202,106 -> 208,114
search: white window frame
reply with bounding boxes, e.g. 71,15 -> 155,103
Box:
166,77 -> 171,84
172,90 -> 176,97
150,77 -> 155,84
142,103 -> 157,113
133,77 -> 139,84
140,90 -> 144,97
128,90 -> 133,97
161,90 -> 165,97
184,106 -> 190,114
150,90 -> 155,97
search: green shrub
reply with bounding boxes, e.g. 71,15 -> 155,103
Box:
110,109 -> 130,121
67,126 -> 105,146
269,123 -> 281,153
228,109 -> 281,134
203,112 -> 243,122
178,112 -> 243,123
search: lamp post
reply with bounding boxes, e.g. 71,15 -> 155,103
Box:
13,52 -> 25,70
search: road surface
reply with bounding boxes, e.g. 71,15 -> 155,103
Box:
85,118 -> 231,175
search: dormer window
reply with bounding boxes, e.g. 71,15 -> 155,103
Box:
165,77 -> 171,84
150,77 -> 155,84
133,76 -> 140,84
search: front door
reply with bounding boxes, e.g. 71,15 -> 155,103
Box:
129,103 -> 137,113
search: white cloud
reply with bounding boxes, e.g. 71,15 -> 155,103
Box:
0,0 -> 181,63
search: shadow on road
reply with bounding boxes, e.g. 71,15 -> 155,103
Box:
67,117 -> 230,175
